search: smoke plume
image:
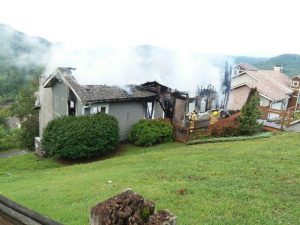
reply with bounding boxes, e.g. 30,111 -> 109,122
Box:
45,44 -> 226,96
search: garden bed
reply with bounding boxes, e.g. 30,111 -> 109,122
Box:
187,132 -> 273,145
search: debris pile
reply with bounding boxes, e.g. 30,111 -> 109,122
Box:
90,189 -> 176,225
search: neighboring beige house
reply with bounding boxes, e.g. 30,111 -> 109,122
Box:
288,75 -> 300,108
227,64 -> 299,111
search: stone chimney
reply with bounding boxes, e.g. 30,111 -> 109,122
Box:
273,65 -> 283,73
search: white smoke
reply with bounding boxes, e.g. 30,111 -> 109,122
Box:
45,44 -> 225,96
0,24 -> 50,70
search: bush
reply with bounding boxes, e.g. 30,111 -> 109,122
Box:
0,126 -> 21,151
129,119 -> 173,146
211,113 -> 240,137
42,114 -> 119,159
238,92 -> 262,135
294,111 -> 300,120
19,115 -> 39,151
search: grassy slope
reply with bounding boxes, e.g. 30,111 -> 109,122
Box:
0,133 -> 299,225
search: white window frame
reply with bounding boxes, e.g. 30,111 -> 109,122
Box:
146,101 -> 155,119
292,81 -> 299,87
91,104 -> 109,114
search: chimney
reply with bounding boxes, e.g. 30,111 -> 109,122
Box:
273,65 -> 283,73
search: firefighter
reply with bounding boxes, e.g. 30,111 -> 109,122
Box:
210,110 -> 219,125
188,110 -> 198,133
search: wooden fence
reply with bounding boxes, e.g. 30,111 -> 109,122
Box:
173,119 -> 210,143
0,195 -> 62,225
259,106 -> 298,130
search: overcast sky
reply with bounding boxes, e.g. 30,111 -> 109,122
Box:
1,0 -> 299,57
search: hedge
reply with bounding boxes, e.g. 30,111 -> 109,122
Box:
129,119 -> 173,146
42,114 -> 119,159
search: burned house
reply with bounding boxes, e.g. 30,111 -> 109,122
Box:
138,81 -> 189,126
36,68 -> 189,145
193,84 -> 219,113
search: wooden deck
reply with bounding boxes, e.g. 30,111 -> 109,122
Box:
259,106 -> 298,131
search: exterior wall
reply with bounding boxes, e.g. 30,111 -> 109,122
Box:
108,101 -> 147,141
76,101 -> 83,116
173,98 -> 187,126
153,100 -> 164,119
87,100 -> 164,140
227,86 -> 251,110
52,81 -> 68,117
288,77 -> 300,108
39,77 -> 53,136
39,77 -> 82,136
231,74 -> 257,87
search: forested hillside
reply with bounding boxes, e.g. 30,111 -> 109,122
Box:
0,24 -> 51,103
234,54 -> 300,77
254,54 -> 300,76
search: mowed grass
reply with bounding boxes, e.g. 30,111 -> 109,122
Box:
0,132 -> 299,225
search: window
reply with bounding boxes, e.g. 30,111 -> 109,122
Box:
146,101 -> 154,119
100,107 -> 106,113
292,81 -> 299,87
91,104 -> 109,114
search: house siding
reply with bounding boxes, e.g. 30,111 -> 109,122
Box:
153,101 -> 164,119
108,101 -> 146,141
173,98 -> 187,126
231,74 -> 257,87
53,81 -> 68,117
76,100 -> 83,116
227,86 -> 251,110
38,77 -> 54,136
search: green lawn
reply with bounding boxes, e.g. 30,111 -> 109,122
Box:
0,132 -> 299,225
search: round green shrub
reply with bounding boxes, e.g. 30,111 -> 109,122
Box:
129,119 -> 173,146
42,114 -> 119,159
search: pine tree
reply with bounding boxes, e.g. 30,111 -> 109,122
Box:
238,91 -> 262,135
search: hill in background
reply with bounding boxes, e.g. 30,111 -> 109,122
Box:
254,54 -> 300,76
0,24 -> 52,103
234,54 -> 300,77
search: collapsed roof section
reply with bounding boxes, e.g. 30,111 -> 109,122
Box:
43,67 -> 159,103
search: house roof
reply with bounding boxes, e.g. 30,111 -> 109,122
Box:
238,64 -> 258,71
231,68 -> 293,102
292,75 -> 300,79
43,67 -> 158,103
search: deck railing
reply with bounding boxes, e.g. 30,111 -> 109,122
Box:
0,195 -> 62,225
259,106 -> 297,130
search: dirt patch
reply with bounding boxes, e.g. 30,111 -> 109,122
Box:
175,188 -> 188,196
